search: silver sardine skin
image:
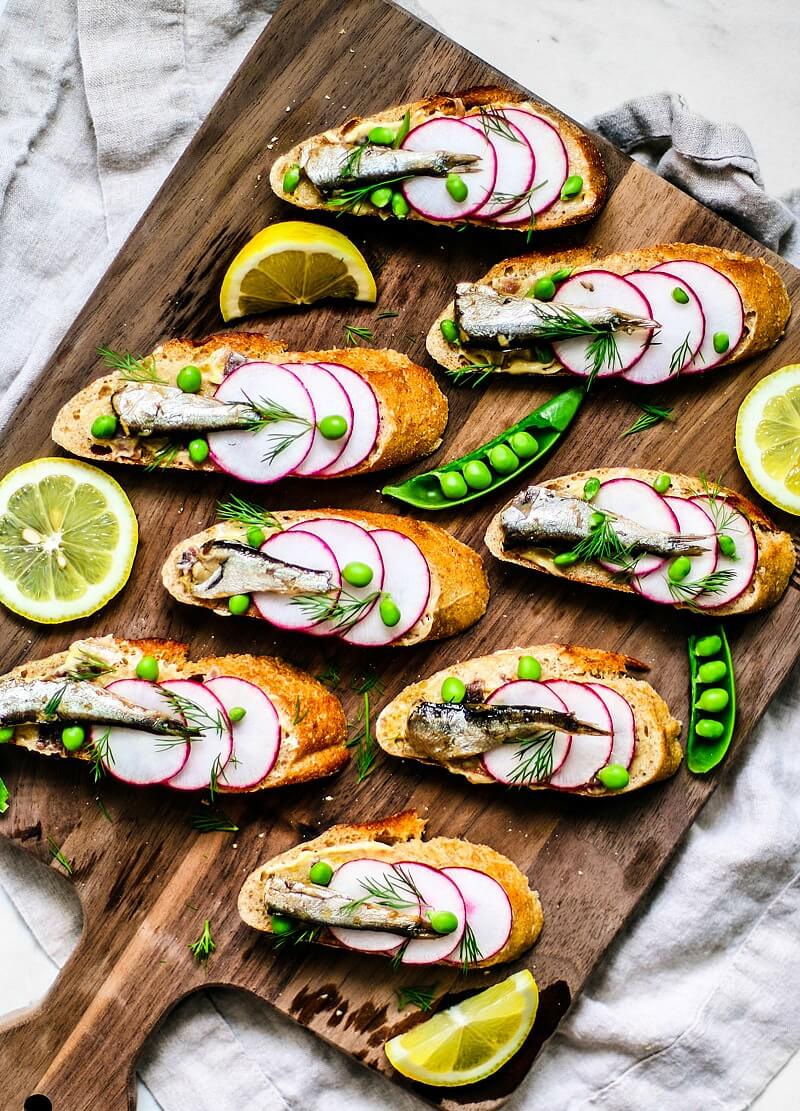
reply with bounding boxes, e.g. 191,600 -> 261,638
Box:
263,875 -> 437,937
189,540 -> 335,599
112,384 -> 255,435
0,678 -> 186,733
303,143 -> 480,192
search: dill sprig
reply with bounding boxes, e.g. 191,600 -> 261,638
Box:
343,323 -> 375,346
668,569 -> 736,607
699,474 -> 739,536
458,922 -> 483,973
98,345 -> 164,383
476,107 -> 523,145
342,864 -> 423,915
190,810 -> 239,833
337,142 -> 368,181
391,940 -> 410,968
217,496 -> 283,533
65,651 -> 115,682
272,923 -> 322,950
315,661 -> 342,691
43,683 -> 68,719
491,179 -> 547,241
347,689 -> 380,783
47,837 -> 74,875
396,984 -> 437,1012
375,310 -> 399,320
0,776 -> 9,815
507,730 -> 558,786
446,361 -> 501,388
145,439 -> 182,471
563,511 -> 636,570
290,589 -> 380,631
585,329 -> 621,389
159,689 -> 224,742
325,175 -> 413,215
241,392 -> 313,465
89,728 -> 113,782
621,403 -> 675,438
669,332 -> 694,376
188,919 -> 216,964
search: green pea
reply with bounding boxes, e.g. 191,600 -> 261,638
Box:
428,909 -> 458,935
379,594 -> 401,627
439,471 -> 468,500
246,526 -> 266,548
369,186 -> 393,208
90,413 -> 118,439
698,660 -> 728,684
342,561 -> 374,587
713,332 -> 730,354
653,473 -> 672,494
188,438 -> 210,464
668,556 -> 692,583
597,763 -> 630,790
229,706 -> 247,723
551,267 -> 573,283
228,593 -> 251,615
695,718 -> 725,740
309,860 -> 334,886
561,174 -> 583,198
0,726 -> 14,743
589,511 -> 605,529
391,191 -> 410,219
177,365 -> 202,393
441,676 -> 466,704
440,318 -> 460,345
61,725 -> 85,752
282,164 -> 301,193
695,634 -> 722,657
583,477 -> 601,501
718,534 -> 737,558
462,460 -> 493,491
368,125 -> 395,145
672,287 -> 690,304
487,444 -> 519,475
553,551 -> 580,567
446,173 -> 468,202
318,414 -> 349,440
517,655 -> 542,681
532,276 -> 556,301
136,654 -> 160,681
270,914 -> 295,935
508,431 -> 539,459
695,687 -> 730,712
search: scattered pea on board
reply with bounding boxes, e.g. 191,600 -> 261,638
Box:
686,625 -> 736,773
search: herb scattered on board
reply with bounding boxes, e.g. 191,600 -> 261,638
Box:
0,776 -> 9,815
315,660 -> 342,690
396,984 -> 437,1012
375,311 -> 399,320
217,495 -> 283,533
342,323 -> 375,346
190,810 -> 239,833
620,403 -> 675,438
347,670 -> 385,783
47,837 -> 74,875
188,919 -> 216,964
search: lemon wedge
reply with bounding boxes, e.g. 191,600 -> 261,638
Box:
220,220 -> 376,321
736,364 -> 800,515
0,458 -> 138,623
384,969 -> 538,1087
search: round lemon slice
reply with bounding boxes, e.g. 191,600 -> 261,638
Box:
736,364 -> 800,515
384,969 -> 538,1087
0,458 -> 138,623
220,220 -> 377,321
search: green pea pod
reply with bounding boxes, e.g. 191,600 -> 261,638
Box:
392,109 -> 411,149
381,386 -> 584,511
687,624 -> 736,774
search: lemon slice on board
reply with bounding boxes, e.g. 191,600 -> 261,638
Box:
220,220 -> 377,321
736,364 -> 800,515
0,458 -> 138,623
384,969 -> 539,1088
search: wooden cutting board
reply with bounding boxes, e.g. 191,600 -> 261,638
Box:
2,0 -> 799,1107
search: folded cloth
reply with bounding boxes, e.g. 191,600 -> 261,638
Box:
1,4 -> 799,1110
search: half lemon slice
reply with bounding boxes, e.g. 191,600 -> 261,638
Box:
736,364 -> 800,515
220,220 -> 377,321
0,458 -> 138,623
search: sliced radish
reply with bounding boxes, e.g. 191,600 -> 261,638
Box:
585,683 -> 636,770
315,363 -> 379,476
93,679 -> 189,786
487,109 -> 569,221
442,867 -> 512,964
651,260 -> 744,372
593,476 -> 680,577
482,680 -> 571,786
341,529 -> 430,647
552,271 -> 653,378
204,676 -> 281,789
545,680 -> 613,790
328,859 -> 410,953
162,680 -> 233,792
462,116 -> 534,219
394,861 -> 466,966
401,118 -> 497,221
252,530 -> 341,634
208,362 -> 315,484
690,495 -> 758,609
285,363 -> 353,477
633,497 -> 717,606
622,272 -> 705,385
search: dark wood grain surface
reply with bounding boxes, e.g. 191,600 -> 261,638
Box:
1,0 -> 799,1108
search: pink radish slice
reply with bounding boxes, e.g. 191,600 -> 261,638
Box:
585,684 -> 636,770
285,363 -> 354,476
621,272 -> 705,385
442,867 -> 512,964
328,859 -> 410,953
545,680 -> 613,790
593,476 -> 680,577
93,679 -> 189,786
488,109 -> 569,221
341,529 -> 430,647
394,861 -> 466,966
208,362 -> 315,484
204,676 -> 281,789
552,271 -> 653,378
633,497 -> 717,606
462,116 -> 534,219
482,680 -> 571,786
651,261 -> 744,373
286,518 -> 384,636
314,363 -> 380,476
401,118 -> 497,221
689,496 -> 758,609
253,530 -> 341,634
162,680 -> 233,792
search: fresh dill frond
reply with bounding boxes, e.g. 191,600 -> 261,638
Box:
669,332 -> 694,376
565,511 -> 635,570
272,922 -> 322,950
458,922 -> 483,973
241,392 -> 313,465
337,142 -> 368,180
668,569 -> 736,607
47,837 -> 74,875
375,311 -> 399,320
490,179 -> 547,240
343,323 -> 375,346
217,495 -> 283,533
346,689 -> 380,783
145,439 -> 182,471
43,683 -> 68,719
396,984 -> 437,1012
391,940 -> 411,969
98,345 -> 164,383
342,863 -> 423,916
698,474 -> 739,536
476,107 -> 523,145
620,403 -> 675,438
290,589 -> 380,631
446,361 -> 501,388
65,651 -> 115,682
188,919 -> 216,964
190,810 -> 239,833
326,175 -> 413,215
0,776 -> 9,815
585,328 -> 621,389
89,728 -> 113,782
159,689 -> 224,742
507,730 -> 558,786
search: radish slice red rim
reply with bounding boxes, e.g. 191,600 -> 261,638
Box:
462,115 -> 535,219
633,497 -> 717,606
689,495 -> 757,608
651,260 -> 744,372
483,680 -> 571,786
585,683 -> 636,770
328,859 -> 411,953
94,679 -> 189,786
204,676 -> 281,788
552,271 -> 653,379
484,108 -> 569,220
314,363 -> 379,476
393,861 -> 466,966
442,867 -> 512,964
341,529 -> 430,647
401,118 -> 497,221
545,680 -> 613,790
253,530 -> 341,634
162,680 -> 233,792
593,476 -> 680,577
284,363 -> 354,476
622,272 -> 705,385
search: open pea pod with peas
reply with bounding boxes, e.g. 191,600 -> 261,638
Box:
686,626 -> 736,774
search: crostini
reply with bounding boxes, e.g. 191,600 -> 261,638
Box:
428,243 -> 790,385
238,810 -> 542,968
271,85 -> 607,233
376,645 -> 682,796
162,508 -> 490,647
51,332 -> 448,483
0,636 -> 348,792
485,469 -> 795,615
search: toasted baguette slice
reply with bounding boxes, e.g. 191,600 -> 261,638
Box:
270,85 -> 607,233
427,242 -> 790,376
51,331 -> 448,477
238,809 -> 542,967
2,636 -> 348,791
162,510 -> 490,646
485,469 -> 795,616
376,644 -> 682,797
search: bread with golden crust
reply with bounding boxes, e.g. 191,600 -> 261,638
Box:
270,85 -> 607,232
238,810 -> 543,967
376,644 -> 682,797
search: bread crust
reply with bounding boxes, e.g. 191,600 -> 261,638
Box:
426,242 -> 791,374
2,635 -> 348,791
162,510 -> 490,646
51,331 -> 448,477
376,644 -> 683,797
270,84 -> 607,232
484,469 -> 795,617
238,809 -> 543,967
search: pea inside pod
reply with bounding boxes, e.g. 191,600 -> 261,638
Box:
686,625 -> 736,774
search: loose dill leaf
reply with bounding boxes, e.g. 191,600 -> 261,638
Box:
190,810 -> 239,833
89,728 -> 113,783
315,661 -> 342,691
620,403 -> 675,438
668,569 -> 736,608
145,439 -> 182,471
98,345 -> 164,383
43,683 -> 68,719
446,361 -> 501,388
396,984 -> 437,1012
326,175 -> 413,215
0,776 -> 9,814
208,754 -> 225,801
290,589 -> 380,630
507,730 -> 558,786
240,392 -> 314,464
217,495 -> 283,533
375,310 -> 399,320
292,696 -> 309,726
391,940 -> 411,969
346,690 -> 380,783
342,863 -> 423,915
47,837 -> 74,875
95,796 -> 113,823
343,323 -> 375,346
188,919 -> 216,964
352,668 -> 384,696
458,922 -> 483,973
